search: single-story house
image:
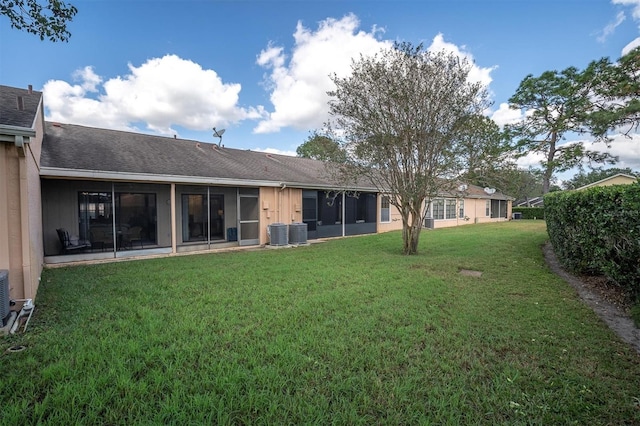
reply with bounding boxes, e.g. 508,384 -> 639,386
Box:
515,196 -> 544,208
1,84 -> 512,307
575,173 -> 638,191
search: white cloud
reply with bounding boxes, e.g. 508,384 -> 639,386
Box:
252,147 -> 297,157
490,103 -> 526,127
254,17 -> 497,135
613,0 -> 640,19
596,133 -> 640,169
622,37 -> 640,54
611,0 -> 640,54
426,33 -> 496,87
44,55 -> 264,136
515,151 -> 546,170
598,11 -> 626,42
254,14 -> 390,134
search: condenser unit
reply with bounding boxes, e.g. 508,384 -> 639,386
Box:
0,270 -> 9,322
289,223 -> 308,244
269,223 -> 288,246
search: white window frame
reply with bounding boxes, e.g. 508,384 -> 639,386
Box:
432,199 -> 445,220
445,199 -> 456,219
459,199 -> 465,218
431,198 -> 459,220
485,200 -> 491,217
380,195 -> 390,223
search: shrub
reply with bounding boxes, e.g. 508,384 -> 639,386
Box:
545,183 -> 640,296
512,207 -> 544,219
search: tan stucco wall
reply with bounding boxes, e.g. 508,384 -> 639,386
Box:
376,196 -> 512,234
592,175 -> 636,187
0,144 -> 24,299
25,110 -> 45,299
259,187 -> 302,244
0,109 -> 45,301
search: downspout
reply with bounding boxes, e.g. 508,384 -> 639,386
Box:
171,183 -> 176,254
111,183 -> 116,257
279,183 -> 287,223
342,191 -> 346,237
207,186 -> 211,249
18,142 -> 32,299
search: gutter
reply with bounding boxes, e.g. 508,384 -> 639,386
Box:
0,124 -> 35,157
40,167 -> 379,192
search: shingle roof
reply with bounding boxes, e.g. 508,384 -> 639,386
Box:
41,122 -> 374,190
40,122 -> 513,200
0,85 -> 42,129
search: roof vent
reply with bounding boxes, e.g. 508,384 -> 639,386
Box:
16,96 -> 24,111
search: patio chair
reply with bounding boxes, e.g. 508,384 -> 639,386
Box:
56,228 -> 91,255
127,226 -> 143,249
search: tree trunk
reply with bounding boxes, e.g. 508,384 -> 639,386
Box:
401,203 -> 423,255
542,133 -> 557,194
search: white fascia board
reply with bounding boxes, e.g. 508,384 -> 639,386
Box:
40,167 -> 379,192
280,181 -> 378,192
40,167 -> 284,187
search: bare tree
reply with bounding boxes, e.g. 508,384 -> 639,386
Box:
327,42 -> 489,255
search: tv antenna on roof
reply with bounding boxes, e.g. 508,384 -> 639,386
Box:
213,127 -> 226,146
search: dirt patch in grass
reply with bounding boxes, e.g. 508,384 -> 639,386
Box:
459,269 -> 483,278
542,243 -> 640,355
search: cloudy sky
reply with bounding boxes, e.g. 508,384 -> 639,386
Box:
1,0 -> 639,179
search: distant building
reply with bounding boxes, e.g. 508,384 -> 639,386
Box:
574,173 -> 637,191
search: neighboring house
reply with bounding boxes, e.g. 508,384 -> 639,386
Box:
515,196 -> 544,208
422,184 -> 512,229
574,173 -> 638,191
0,84 -> 513,306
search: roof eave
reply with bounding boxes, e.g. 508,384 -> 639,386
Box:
40,167 -> 379,192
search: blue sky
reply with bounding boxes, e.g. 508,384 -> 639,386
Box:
1,0 -> 639,178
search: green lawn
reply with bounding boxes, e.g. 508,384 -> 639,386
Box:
2,221 -> 639,424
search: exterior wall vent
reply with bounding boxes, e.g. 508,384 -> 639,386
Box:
0,270 -> 9,322
269,223 -> 288,246
289,223 -> 308,244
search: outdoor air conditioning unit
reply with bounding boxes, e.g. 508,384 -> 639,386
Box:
269,223 -> 288,246
0,270 -> 10,323
289,223 -> 308,245
424,218 -> 435,229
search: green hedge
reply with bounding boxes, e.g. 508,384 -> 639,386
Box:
544,183 -> 640,296
512,207 -> 545,219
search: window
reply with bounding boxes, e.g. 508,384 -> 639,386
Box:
445,199 -> 456,219
486,200 -> 491,217
459,199 -> 465,218
432,199 -> 444,220
380,195 -> 390,223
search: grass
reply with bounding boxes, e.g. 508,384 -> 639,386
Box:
1,221 -> 639,424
